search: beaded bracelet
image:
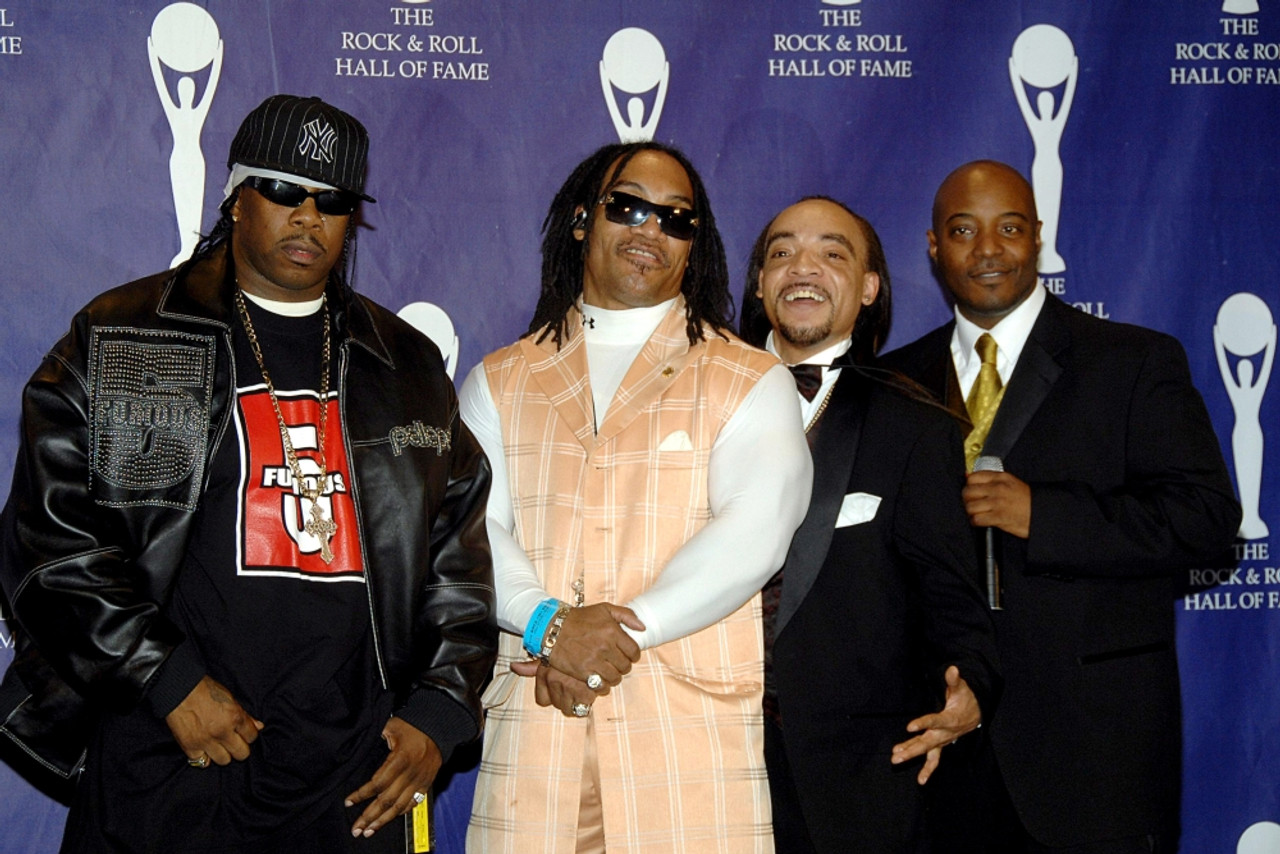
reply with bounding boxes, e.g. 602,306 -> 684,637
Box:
522,597 -> 562,657
538,603 -> 573,663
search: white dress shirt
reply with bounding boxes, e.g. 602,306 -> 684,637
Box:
950,282 -> 1047,398
764,331 -> 853,424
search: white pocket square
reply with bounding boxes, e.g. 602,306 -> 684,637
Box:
657,430 -> 694,451
835,492 -> 881,528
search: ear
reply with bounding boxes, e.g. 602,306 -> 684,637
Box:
231,191 -> 244,224
572,206 -> 587,241
861,272 -> 881,305
926,229 -> 938,263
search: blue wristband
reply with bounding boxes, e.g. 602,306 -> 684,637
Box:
523,597 -> 562,656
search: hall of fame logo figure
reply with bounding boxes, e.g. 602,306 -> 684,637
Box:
398,302 -> 460,380
600,28 -> 668,143
1215,292 -> 1275,540
1009,24 -> 1077,275
149,2 -> 223,268
1239,822 -> 1280,854
1223,0 -> 1259,15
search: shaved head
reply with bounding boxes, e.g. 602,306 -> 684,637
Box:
932,160 -> 1038,235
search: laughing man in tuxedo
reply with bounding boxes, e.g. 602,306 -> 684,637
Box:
740,197 -> 999,853
881,161 -> 1240,852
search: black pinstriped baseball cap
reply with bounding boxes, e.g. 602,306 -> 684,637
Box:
228,94 -> 376,202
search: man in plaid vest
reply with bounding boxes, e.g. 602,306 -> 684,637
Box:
462,141 -> 812,853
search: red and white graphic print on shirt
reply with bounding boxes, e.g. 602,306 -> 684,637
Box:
235,385 -> 364,581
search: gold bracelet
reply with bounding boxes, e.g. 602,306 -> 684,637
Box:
537,603 -> 572,663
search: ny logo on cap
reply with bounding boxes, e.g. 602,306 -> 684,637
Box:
298,118 -> 337,163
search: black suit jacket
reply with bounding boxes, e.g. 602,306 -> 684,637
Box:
881,294 -> 1240,847
771,367 -> 999,853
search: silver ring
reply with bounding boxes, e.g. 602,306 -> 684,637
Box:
412,791 -> 427,805
187,754 -> 209,769
586,673 -> 604,691
572,702 -> 591,717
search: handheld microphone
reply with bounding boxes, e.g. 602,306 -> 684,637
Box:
972,455 -> 1004,610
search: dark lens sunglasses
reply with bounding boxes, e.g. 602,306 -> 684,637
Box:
243,176 -> 361,217
598,191 -> 698,241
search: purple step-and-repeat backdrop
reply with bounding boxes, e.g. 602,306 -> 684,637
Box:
0,2 -> 1276,850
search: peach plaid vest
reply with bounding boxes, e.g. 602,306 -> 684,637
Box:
468,300 -> 778,853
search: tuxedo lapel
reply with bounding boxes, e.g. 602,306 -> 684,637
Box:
904,323 -> 971,429
776,369 -> 869,637
981,296 -> 1068,461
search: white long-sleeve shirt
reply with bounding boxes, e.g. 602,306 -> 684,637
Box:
459,300 -> 812,649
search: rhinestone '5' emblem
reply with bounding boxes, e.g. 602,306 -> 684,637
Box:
89,330 -> 215,508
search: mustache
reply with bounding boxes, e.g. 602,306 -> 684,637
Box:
777,282 -> 832,301
618,238 -> 669,267
278,232 -> 325,251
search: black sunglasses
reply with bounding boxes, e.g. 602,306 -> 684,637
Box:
598,191 -> 698,241
243,176 -> 361,217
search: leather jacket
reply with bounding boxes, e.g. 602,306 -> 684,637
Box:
0,246 -> 496,797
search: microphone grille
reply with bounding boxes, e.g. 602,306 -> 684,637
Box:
973,455 -> 1004,473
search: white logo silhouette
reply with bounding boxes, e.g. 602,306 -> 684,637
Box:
149,2 -> 222,269
1239,821 -> 1280,854
398,302 -> 460,379
1010,25 -> 1077,275
1223,0 -> 1260,14
298,118 -> 337,164
600,28 -> 668,143
1215,293 -> 1275,540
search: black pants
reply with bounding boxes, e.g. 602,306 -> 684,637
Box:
928,737 -> 1170,854
764,715 -> 819,854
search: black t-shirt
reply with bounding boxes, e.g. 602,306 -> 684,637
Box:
64,299 -> 398,853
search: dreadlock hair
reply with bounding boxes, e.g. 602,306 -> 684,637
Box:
526,141 -> 732,349
187,187 -> 360,292
739,195 -> 892,365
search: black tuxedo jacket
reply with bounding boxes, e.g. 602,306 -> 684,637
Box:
771,368 -> 999,853
881,294 -> 1240,847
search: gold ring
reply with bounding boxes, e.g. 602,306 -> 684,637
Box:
187,754 -> 210,769
572,702 -> 591,717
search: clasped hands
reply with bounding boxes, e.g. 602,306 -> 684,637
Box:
510,602 -> 644,717
166,675 -> 441,839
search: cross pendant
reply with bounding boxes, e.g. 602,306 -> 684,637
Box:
305,500 -> 338,564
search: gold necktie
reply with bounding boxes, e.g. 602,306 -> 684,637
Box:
964,333 -> 1006,471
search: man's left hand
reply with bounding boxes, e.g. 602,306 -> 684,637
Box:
511,658 -> 599,716
345,717 -> 442,839
963,470 -> 1031,539
890,666 -> 982,785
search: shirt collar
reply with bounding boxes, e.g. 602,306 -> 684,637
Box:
952,282 -> 1046,380
580,297 -> 676,346
764,331 -> 853,368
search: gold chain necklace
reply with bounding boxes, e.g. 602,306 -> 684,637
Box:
234,289 -> 337,564
805,384 -> 835,433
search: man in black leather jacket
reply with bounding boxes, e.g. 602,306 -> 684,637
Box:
0,95 -> 495,853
